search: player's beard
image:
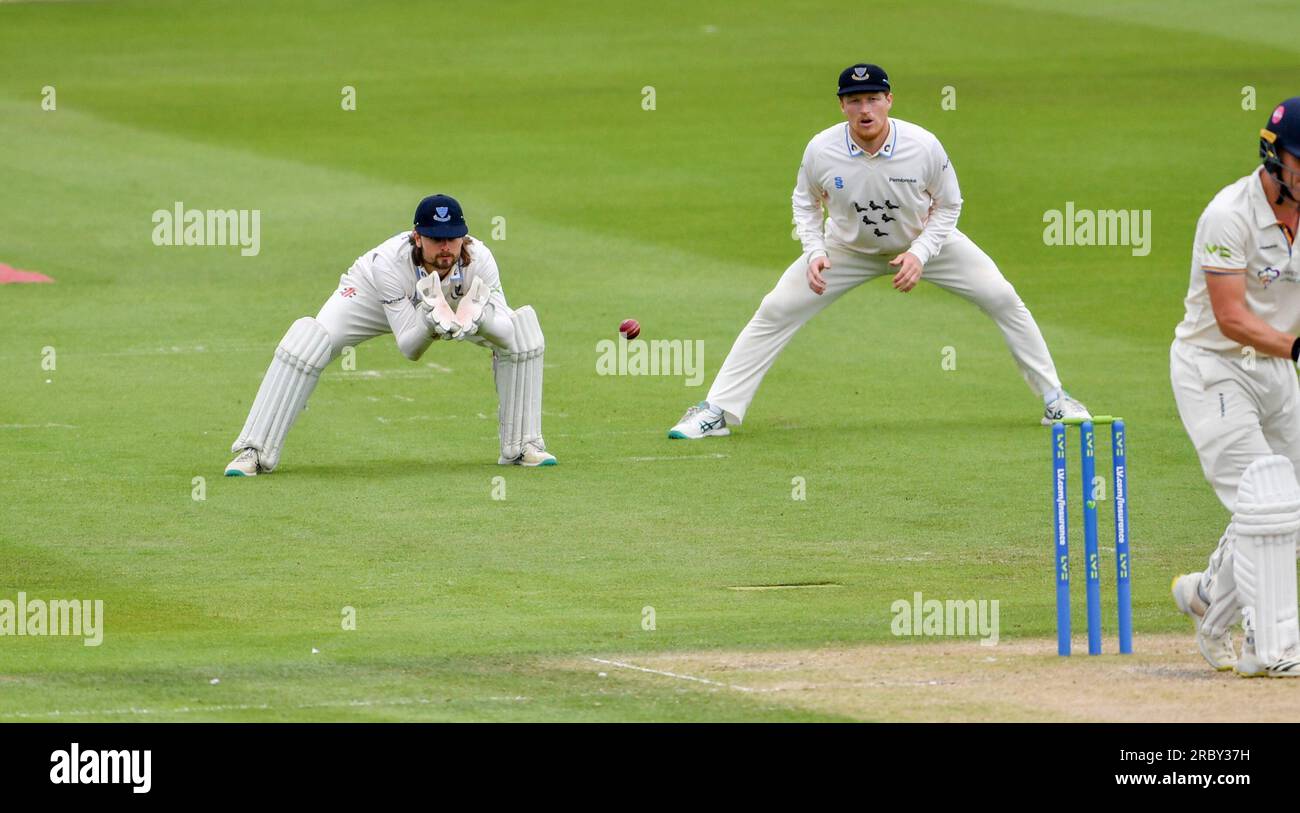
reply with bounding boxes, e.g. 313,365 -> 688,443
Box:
409,233 -> 474,273
854,119 -> 884,144
432,254 -> 456,270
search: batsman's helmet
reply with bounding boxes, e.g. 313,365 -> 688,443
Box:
1261,98 -> 1300,199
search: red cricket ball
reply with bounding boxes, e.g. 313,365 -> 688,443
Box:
619,318 -> 640,340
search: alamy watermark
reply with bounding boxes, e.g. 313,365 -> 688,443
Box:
50,743 -> 150,793
151,201 -> 261,256
1042,202 -> 1151,257
596,338 -> 704,386
890,591 -> 999,646
0,592 -> 104,646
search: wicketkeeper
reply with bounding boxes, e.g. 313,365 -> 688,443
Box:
225,194 -> 555,475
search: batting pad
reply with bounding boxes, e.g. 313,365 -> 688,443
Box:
1232,455 -> 1300,665
493,306 -> 544,459
231,316 -> 333,471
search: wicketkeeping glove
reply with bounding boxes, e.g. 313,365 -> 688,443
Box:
416,274 -> 460,338
450,277 -> 491,340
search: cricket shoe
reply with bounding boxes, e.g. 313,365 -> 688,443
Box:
1235,637 -> 1300,678
499,442 -> 557,467
1042,394 -> 1092,426
1171,573 -> 1236,671
225,447 -> 261,477
668,402 -> 730,439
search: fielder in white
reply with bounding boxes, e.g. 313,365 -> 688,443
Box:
1171,98 -> 1300,677
669,63 -> 1089,439
225,194 -> 555,475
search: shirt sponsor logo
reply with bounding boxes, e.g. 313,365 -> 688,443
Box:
889,177 -> 918,183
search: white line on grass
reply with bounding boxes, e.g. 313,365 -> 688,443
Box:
626,453 -> 729,462
590,657 -> 755,692
546,424 -> 802,439
0,423 -> 78,430
0,695 -> 530,719
338,366 -> 453,379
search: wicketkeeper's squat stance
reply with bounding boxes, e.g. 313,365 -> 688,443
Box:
225,194 -> 555,475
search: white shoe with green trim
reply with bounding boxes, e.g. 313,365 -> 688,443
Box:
668,402 -> 730,440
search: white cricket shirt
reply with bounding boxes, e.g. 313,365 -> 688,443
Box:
345,231 -> 504,310
793,117 -> 962,265
1175,171 -> 1300,351
333,232 -> 508,358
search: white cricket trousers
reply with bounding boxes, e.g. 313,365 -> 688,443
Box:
1170,338 -> 1300,512
1169,337 -> 1300,636
706,232 -> 1063,423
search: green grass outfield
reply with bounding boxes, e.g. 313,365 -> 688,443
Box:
0,0 -> 1288,721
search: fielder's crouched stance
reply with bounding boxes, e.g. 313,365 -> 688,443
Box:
668,63 -> 1090,440
225,194 -> 554,476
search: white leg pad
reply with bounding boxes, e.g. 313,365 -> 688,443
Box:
494,351 -> 519,459
231,317 -> 333,471
1201,524 -> 1241,638
493,306 -> 545,460
1232,455 -> 1300,664
511,311 -> 529,456
518,307 -> 544,449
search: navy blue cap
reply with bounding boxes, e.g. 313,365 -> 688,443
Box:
837,64 -> 890,96
1263,99 -> 1300,160
414,194 -> 468,239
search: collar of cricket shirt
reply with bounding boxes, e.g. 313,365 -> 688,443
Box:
1249,168 -> 1279,231
1248,167 -> 1298,239
845,119 -> 896,159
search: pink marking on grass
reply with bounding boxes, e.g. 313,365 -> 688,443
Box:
0,264 -> 54,284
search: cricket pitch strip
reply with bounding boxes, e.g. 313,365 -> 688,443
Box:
566,635 -> 1300,722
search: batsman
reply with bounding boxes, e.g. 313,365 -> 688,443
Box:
224,194 -> 555,475
1171,98 -> 1300,677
